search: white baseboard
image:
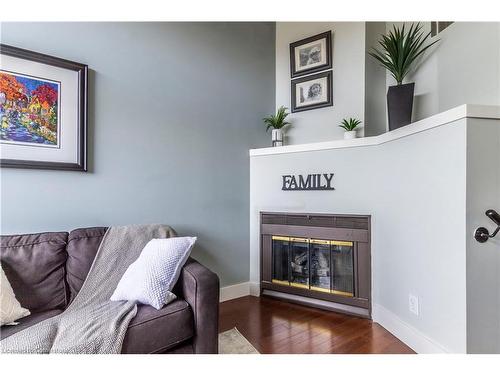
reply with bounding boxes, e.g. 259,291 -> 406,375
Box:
372,303 -> 451,353
249,282 -> 260,297
219,282 -> 260,302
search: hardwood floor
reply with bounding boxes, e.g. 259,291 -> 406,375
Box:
219,295 -> 414,354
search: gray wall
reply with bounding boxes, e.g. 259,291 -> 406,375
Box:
466,119 -> 500,353
0,22 -> 275,287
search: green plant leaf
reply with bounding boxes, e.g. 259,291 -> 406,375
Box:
339,117 -> 362,131
369,22 -> 439,85
264,106 -> 291,131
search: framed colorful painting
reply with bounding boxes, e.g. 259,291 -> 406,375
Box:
0,44 -> 87,171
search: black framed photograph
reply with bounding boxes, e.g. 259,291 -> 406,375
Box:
290,31 -> 332,78
0,44 -> 88,171
291,70 -> 332,113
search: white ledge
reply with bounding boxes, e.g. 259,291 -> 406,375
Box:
249,104 -> 500,157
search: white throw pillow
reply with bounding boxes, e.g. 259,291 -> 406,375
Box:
1,265 -> 30,326
110,236 -> 196,310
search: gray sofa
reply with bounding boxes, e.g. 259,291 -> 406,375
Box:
0,227 -> 220,354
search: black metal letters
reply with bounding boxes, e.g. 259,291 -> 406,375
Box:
282,173 -> 335,191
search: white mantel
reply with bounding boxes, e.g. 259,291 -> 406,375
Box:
249,104 -> 500,354
250,104 -> 500,156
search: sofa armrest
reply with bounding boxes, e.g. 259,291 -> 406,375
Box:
178,258 -> 219,354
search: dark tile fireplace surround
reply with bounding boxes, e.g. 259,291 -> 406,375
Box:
260,212 -> 371,318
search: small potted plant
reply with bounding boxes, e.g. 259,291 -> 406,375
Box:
264,106 -> 291,147
369,23 -> 439,131
340,118 -> 362,139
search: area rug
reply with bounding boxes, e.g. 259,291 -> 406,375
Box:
218,328 -> 259,354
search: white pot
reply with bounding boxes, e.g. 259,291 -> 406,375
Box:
271,128 -> 283,147
344,130 -> 357,140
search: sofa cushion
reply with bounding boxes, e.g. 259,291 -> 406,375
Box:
0,309 -> 63,340
111,237 -> 196,309
121,299 -> 193,354
0,232 -> 68,312
1,265 -> 30,325
66,227 -> 107,303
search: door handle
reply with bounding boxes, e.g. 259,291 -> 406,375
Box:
474,209 -> 500,243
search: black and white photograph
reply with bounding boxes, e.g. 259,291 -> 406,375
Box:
291,70 -> 332,112
290,31 -> 332,77
300,43 -> 321,67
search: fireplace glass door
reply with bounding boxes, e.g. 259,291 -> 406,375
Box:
290,238 -> 309,288
270,236 -> 354,297
271,236 -> 290,286
331,241 -> 354,296
310,239 -> 331,293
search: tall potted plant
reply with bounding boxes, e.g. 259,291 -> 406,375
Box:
369,23 -> 439,130
264,106 -> 291,147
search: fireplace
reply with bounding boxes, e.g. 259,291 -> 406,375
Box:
260,212 -> 371,318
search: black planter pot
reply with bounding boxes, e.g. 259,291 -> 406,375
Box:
387,82 -> 415,131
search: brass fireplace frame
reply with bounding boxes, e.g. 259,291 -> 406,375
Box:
260,212 -> 371,318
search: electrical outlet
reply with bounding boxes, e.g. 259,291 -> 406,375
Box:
409,294 -> 419,316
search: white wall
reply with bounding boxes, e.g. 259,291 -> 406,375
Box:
466,119 -> 500,353
364,22 -> 387,136
250,118 -> 481,353
385,22 -> 500,121
276,22 -> 500,144
276,22 -> 366,144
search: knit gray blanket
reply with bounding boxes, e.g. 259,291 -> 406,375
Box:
0,224 -> 175,354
